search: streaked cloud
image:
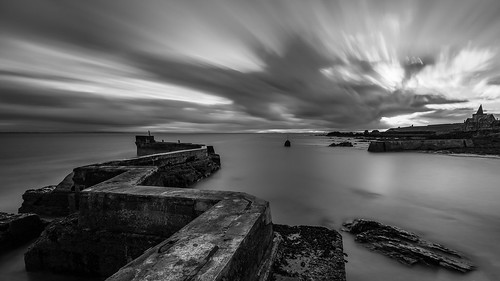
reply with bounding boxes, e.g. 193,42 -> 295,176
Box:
1,0 -> 500,132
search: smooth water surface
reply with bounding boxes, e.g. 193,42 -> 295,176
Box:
0,133 -> 499,281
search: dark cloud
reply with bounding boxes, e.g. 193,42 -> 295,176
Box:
0,84 -> 258,132
127,36 -> 467,129
488,77 -> 500,85
418,107 -> 475,123
0,70 -> 86,84
0,0 -> 498,132
402,55 -> 434,82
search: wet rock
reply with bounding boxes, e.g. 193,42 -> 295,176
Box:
18,186 -> 72,216
329,141 -> 354,147
152,157 -> 221,188
0,212 -> 46,250
342,219 -> 475,273
269,224 -> 346,281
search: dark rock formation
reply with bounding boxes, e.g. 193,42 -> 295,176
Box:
0,212 -> 46,250
342,219 -> 475,273
270,224 -> 346,281
151,155 -> 221,188
25,214 -> 167,277
18,186 -> 72,216
19,172 -> 77,216
326,131 -> 364,137
329,141 -> 354,147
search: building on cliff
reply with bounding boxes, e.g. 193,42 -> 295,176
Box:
463,105 -> 499,131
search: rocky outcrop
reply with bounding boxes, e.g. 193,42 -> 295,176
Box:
0,212 -> 46,250
342,219 -> 475,273
149,154 -> 221,188
329,141 -> 354,147
18,186 -> 72,216
25,214 -> 167,277
19,172 -> 76,216
270,224 -> 346,281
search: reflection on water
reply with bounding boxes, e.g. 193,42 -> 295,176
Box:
0,133 -> 499,281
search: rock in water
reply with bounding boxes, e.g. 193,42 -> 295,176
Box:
0,212 -> 46,250
329,141 -> 354,147
342,219 -> 475,273
284,140 -> 291,147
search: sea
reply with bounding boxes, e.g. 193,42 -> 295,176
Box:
0,133 -> 499,281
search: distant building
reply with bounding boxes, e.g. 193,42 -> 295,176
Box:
464,105 -> 498,131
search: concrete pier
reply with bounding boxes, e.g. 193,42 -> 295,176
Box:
23,146 -> 346,280
81,169 -> 274,281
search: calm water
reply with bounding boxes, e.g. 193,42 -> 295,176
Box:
0,133 -> 499,281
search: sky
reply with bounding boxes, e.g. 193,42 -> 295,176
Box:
1,0 -> 500,132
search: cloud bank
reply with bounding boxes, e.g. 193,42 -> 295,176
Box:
1,0 -> 500,132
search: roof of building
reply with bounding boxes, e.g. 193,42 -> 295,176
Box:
476,104 -> 483,115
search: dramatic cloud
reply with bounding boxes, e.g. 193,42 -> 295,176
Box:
1,0 -> 500,132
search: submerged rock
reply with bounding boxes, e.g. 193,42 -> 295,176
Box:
329,141 -> 354,147
270,224 -> 346,281
342,219 -> 475,273
0,212 -> 46,250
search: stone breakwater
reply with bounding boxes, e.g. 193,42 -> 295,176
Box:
135,135 -> 204,156
368,139 -> 474,152
19,145 -> 347,280
19,147 -> 220,216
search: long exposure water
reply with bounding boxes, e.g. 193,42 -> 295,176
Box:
0,133 -> 499,281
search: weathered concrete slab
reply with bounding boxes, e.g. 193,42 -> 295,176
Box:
106,194 -> 273,281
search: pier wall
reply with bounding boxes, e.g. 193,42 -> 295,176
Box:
22,143 -> 346,280
19,148 -> 217,216
24,148 -> 278,280
135,135 -> 203,156
368,139 -> 474,152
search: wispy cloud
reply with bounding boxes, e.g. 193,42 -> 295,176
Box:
1,0 -> 500,131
